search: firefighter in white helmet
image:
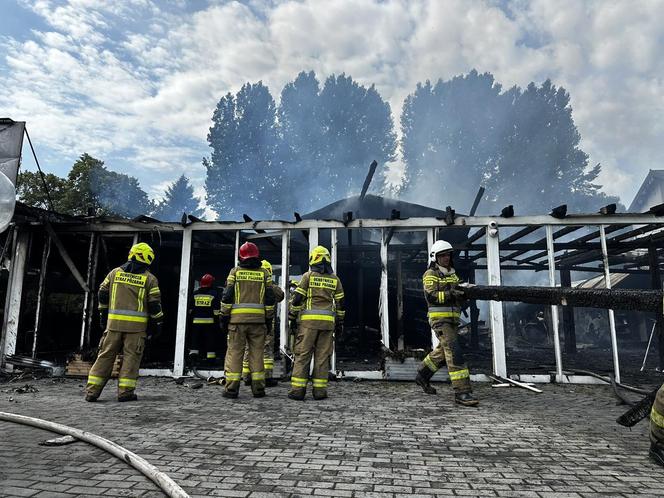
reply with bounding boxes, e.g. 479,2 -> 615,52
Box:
415,240 -> 479,406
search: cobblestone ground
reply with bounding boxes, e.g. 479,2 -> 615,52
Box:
0,376 -> 662,497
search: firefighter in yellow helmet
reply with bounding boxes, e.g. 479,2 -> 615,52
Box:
85,242 -> 164,402
416,240 -> 478,406
220,242 -> 276,398
288,245 -> 345,401
242,259 -> 285,386
649,384 -> 664,466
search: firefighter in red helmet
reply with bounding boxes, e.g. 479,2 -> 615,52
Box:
188,273 -> 221,367
220,242 -> 275,398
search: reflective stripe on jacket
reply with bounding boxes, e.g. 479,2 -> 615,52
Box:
290,271 -> 344,330
99,267 -> 161,333
423,267 -> 461,326
221,266 -> 273,324
191,287 -> 220,325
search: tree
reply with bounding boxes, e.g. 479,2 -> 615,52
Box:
61,153 -> 154,218
16,153 -> 154,218
16,171 -> 68,212
206,82 -> 283,219
278,72 -> 397,213
152,175 -> 204,221
400,71 -> 619,214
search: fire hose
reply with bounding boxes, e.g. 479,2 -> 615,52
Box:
0,411 -> 189,498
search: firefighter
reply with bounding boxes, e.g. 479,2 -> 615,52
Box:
220,242 -> 275,398
85,242 -> 163,402
649,383 -> 664,466
415,239 -> 479,407
189,273 -> 221,366
288,246 -> 345,401
242,260 -> 284,387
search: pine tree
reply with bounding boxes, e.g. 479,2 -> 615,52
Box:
152,175 -> 204,221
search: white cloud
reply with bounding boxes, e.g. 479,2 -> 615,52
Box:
2,0 -> 664,213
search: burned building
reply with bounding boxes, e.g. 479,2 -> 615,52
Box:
3,193 -> 664,387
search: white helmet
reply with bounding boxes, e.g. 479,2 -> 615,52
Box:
429,240 -> 453,263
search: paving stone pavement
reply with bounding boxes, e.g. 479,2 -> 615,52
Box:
0,376 -> 662,497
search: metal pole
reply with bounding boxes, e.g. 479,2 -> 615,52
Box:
546,225 -> 563,381
80,233 -> 97,350
379,228 -> 390,350
600,224 -> 621,383
396,249 -> 404,351
279,230 -> 290,361
234,230 -> 240,266
485,222 -> 507,377
427,228 -> 438,349
330,229 -> 338,372
173,227 -> 193,377
32,235 -> 51,358
309,227 -> 319,250
1,229 -> 29,370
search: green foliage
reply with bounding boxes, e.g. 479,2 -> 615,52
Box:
17,153 -> 154,218
400,70 -> 620,214
206,82 -> 283,219
152,174 -> 204,221
206,72 -> 398,217
16,171 -> 68,211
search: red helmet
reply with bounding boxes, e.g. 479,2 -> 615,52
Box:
200,274 -> 215,287
238,242 -> 259,261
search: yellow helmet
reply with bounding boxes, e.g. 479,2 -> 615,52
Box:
128,242 -> 155,265
309,245 -> 331,266
261,259 -> 273,276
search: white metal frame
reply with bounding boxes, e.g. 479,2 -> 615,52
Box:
546,225 -> 564,381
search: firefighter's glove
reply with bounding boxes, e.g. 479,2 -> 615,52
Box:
265,318 -> 273,333
289,318 -> 298,333
219,316 -> 229,334
99,310 -> 108,331
147,321 -> 163,341
449,288 -> 466,303
334,321 -> 344,341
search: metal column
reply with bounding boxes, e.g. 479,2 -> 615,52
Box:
545,225 -> 563,381
1,229 -> 29,369
330,228 -> 338,372
427,228 -> 438,349
32,235 -> 51,358
600,224 -> 621,383
485,222 -> 507,377
309,227 -> 319,250
80,233 -> 98,350
379,228 -> 390,350
173,227 -> 193,377
279,230 -> 290,361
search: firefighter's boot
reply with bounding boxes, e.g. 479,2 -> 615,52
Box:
650,441 -> 664,467
118,392 -> 138,402
223,389 -> 239,399
313,389 -> 328,400
265,369 -> 278,387
85,393 -> 99,402
288,389 -> 305,401
455,392 -> 479,407
415,365 -> 437,395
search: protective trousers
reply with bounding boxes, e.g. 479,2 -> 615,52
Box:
290,325 -> 333,398
242,325 -> 275,381
224,323 -> 266,395
86,330 -> 146,400
650,383 -> 664,446
420,322 -> 471,393
190,323 -> 217,360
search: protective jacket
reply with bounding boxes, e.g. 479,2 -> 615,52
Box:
290,263 -> 345,331
221,258 -> 275,324
191,286 -> 221,324
423,264 -> 461,326
98,261 -> 163,333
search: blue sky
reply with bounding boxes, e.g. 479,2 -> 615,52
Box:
2,0 -> 663,213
